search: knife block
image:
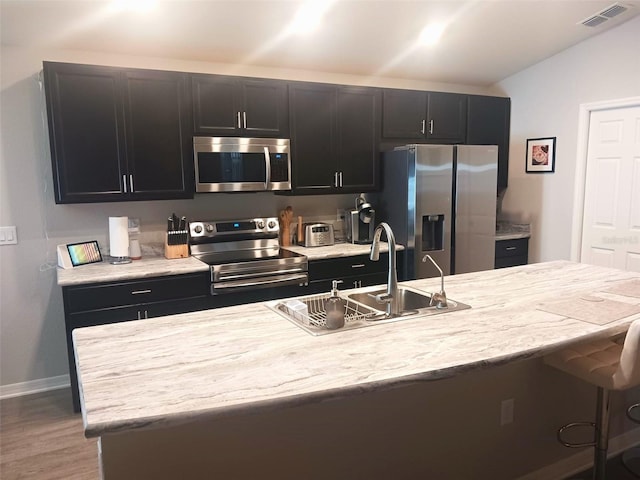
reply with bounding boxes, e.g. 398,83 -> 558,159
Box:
164,236 -> 189,259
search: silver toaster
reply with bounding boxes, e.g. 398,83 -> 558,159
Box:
304,223 -> 335,247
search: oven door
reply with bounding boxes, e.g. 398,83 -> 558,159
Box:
210,257 -> 308,294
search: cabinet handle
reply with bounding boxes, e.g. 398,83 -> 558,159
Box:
137,311 -> 142,320
429,119 -> 434,135
506,246 -> 517,251
334,171 -> 339,188
243,111 -> 247,129
351,264 -> 366,268
144,310 -> 148,319
237,111 -> 242,129
131,289 -> 152,295
123,175 -> 127,193
421,119 -> 426,135
129,174 -> 134,193
339,171 -> 343,187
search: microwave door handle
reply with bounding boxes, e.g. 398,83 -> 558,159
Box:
264,146 -> 271,188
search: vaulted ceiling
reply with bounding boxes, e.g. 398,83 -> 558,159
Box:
2,0 -> 639,86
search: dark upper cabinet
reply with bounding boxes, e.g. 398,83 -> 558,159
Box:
192,74 -> 288,137
382,89 -> 467,143
289,83 -> 380,194
122,69 -> 193,199
43,62 -> 193,203
336,87 -> 381,192
466,95 -> 511,191
289,82 -> 337,194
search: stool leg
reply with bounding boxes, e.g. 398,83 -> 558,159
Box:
593,387 -> 611,480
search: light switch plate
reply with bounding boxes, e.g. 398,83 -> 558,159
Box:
0,226 -> 18,245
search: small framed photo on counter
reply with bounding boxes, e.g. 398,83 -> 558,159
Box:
526,137 -> 556,173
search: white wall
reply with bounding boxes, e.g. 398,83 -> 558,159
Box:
497,15 -> 640,263
0,45 -> 494,391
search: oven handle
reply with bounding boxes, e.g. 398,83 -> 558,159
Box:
215,266 -> 307,282
212,273 -> 308,293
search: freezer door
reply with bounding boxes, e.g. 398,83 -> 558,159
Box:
454,145 -> 498,274
414,145 -> 454,278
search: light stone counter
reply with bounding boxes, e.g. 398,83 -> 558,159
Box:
73,261 -> 640,439
283,241 -> 402,260
495,221 -> 531,240
57,255 -> 209,286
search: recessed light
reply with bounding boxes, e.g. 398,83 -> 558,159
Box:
288,0 -> 334,35
418,22 -> 446,46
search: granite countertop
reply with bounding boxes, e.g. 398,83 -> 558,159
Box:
57,255 -> 210,286
73,261 -> 640,438
283,241 -> 402,260
495,222 -> 531,240
57,244 -> 400,286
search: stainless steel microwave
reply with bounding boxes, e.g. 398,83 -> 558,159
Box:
193,137 -> 291,192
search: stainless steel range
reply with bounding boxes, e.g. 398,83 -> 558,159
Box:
189,217 -> 308,295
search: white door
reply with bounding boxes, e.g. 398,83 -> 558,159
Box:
581,105 -> 640,271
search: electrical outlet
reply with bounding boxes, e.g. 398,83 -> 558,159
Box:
336,209 -> 343,223
0,226 -> 17,245
500,398 -> 514,425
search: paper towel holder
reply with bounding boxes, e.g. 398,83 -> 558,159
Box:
110,255 -> 131,265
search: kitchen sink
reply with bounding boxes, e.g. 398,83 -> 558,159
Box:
267,286 -> 470,336
347,287 -> 471,319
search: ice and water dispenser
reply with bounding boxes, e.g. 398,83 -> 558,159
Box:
422,214 -> 445,252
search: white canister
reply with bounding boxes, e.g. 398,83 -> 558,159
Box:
129,238 -> 142,260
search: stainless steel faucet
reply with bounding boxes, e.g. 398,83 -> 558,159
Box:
422,254 -> 448,308
370,222 -> 400,317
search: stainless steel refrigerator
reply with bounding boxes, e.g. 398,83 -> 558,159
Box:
377,144 -> 498,280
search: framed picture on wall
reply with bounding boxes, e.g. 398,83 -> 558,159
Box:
526,137 -> 556,173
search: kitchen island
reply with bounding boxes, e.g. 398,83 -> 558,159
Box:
73,261 -> 640,479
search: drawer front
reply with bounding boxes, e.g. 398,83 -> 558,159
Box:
495,255 -> 528,269
308,254 -> 388,281
64,272 -> 210,313
495,238 -> 529,259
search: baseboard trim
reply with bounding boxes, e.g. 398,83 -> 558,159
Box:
0,374 -> 70,400
517,427 -> 640,480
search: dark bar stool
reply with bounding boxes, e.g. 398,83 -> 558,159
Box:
544,319 -> 640,480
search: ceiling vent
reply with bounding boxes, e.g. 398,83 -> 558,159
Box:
579,3 -> 630,27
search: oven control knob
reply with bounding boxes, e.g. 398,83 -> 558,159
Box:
256,220 -> 265,229
205,224 -> 214,233
268,220 -> 276,229
193,225 -> 203,234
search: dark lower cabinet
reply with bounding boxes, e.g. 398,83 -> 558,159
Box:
467,95 -> 511,191
494,238 -> 529,269
62,272 -> 210,412
43,62 -> 193,203
306,252 -> 401,293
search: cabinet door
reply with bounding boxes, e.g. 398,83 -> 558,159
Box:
467,95 -> 511,191
192,75 -> 240,135
123,70 -> 194,199
336,87 -> 381,192
241,79 -> 289,137
289,83 -> 337,193
382,89 -> 427,139
427,92 -> 467,142
43,62 -> 126,203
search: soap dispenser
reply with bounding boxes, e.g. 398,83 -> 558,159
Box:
325,280 -> 346,330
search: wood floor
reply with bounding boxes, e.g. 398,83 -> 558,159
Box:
1,388 -> 638,480
0,388 -> 98,480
